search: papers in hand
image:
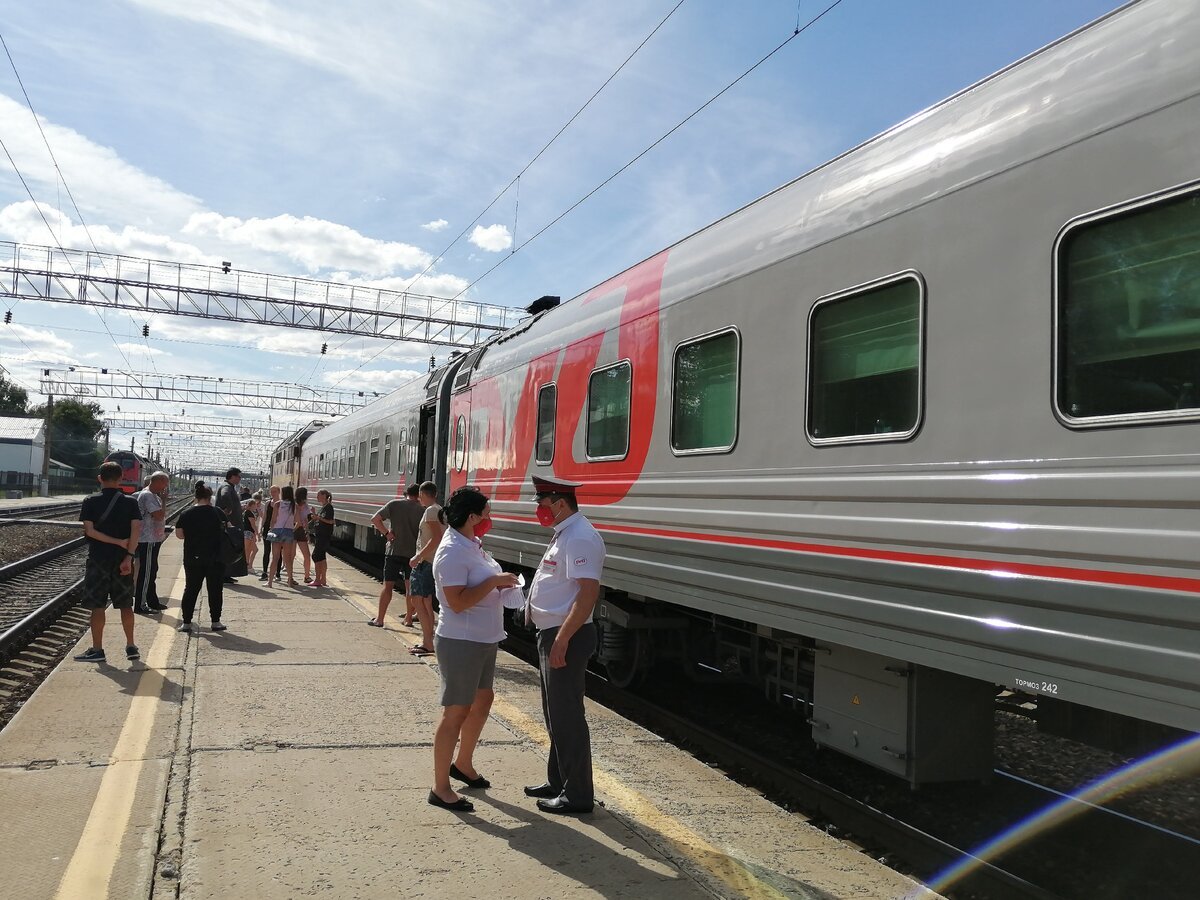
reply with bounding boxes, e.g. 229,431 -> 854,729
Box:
499,573 -> 527,609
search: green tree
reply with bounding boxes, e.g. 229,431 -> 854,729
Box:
30,398 -> 106,475
0,373 -> 29,415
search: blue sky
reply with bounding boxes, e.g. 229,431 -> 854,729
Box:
0,0 -> 1121,471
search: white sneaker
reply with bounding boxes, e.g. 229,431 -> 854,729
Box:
178,622 -> 192,633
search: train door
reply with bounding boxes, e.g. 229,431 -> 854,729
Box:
417,404 -> 435,484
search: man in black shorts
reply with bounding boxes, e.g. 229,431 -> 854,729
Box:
75,460 -> 143,663
368,486 -> 424,627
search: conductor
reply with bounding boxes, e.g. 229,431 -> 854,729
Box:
523,475 -> 605,815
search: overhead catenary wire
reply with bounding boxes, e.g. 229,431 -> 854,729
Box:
310,0 -> 690,385
329,0 -> 847,390
0,30 -> 138,376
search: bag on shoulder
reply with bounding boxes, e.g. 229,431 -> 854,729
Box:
217,510 -> 247,576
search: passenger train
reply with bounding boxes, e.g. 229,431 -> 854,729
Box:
283,0 -> 1199,782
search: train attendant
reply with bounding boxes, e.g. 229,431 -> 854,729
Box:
367,486 -> 424,627
309,490 -> 336,587
74,460 -> 143,663
428,487 -> 519,811
173,482 -> 228,633
407,481 -> 444,656
524,475 -> 605,815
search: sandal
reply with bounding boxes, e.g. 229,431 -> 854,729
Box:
367,619 -> 384,628
410,645 -> 433,656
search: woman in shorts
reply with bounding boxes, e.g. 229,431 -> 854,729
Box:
427,486 -> 518,812
294,486 -> 313,583
309,490 -> 335,587
266,485 -> 300,588
242,493 -> 262,573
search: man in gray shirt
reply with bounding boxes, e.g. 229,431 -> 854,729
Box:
368,486 -> 424,627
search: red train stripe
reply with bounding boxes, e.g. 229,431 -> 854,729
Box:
490,514 -> 1200,595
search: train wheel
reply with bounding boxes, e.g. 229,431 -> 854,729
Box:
602,626 -> 646,690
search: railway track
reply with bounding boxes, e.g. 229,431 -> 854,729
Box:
0,497 -> 192,731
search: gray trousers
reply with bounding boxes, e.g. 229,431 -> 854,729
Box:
536,623 -> 597,805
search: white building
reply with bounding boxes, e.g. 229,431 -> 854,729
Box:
0,416 -> 45,475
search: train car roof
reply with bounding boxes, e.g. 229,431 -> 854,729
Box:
302,370 -> 431,449
471,0 -> 1180,378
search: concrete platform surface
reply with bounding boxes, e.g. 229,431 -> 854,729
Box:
0,535 -> 934,900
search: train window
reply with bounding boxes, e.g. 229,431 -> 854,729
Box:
807,272 -> 923,444
536,384 -> 556,464
383,434 -> 391,475
339,447 -> 346,478
586,360 -> 631,460
357,441 -> 367,476
368,438 -> 379,476
672,329 -> 739,454
453,415 -> 467,472
399,427 -> 407,444
347,444 -> 355,478
1056,186 -> 1200,426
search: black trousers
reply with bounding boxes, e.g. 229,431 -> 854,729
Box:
537,623 -> 597,805
261,537 -> 281,578
182,558 -> 224,624
134,541 -> 162,610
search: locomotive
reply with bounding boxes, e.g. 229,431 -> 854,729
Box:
287,0 -> 1200,783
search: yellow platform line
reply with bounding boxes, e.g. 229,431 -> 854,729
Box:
54,565 -> 186,900
328,565 -> 787,899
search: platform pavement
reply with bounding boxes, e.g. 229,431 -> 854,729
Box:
0,493 -> 88,510
0,535 -> 934,900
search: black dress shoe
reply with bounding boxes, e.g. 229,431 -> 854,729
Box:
523,782 -> 560,799
536,796 -> 593,815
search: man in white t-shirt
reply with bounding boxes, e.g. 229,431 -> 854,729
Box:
134,471 -> 170,614
523,475 -> 605,815
407,481 -> 444,656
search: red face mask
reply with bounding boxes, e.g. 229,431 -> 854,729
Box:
473,516 -> 493,539
536,503 -> 556,527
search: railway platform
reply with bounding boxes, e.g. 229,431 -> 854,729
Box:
0,494 -> 88,511
0,536 -> 931,900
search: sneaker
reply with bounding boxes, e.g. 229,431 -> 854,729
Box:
210,622 -> 228,632
135,606 -> 153,616
126,645 -> 140,660
151,602 -> 169,611
74,647 -> 106,662
258,573 -> 268,581
178,622 -> 193,633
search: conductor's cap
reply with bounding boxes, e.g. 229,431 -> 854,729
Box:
531,475 -> 582,499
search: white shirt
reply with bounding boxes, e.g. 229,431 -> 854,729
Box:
136,489 -> 165,543
433,526 -> 506,644
528,512 -> 605,629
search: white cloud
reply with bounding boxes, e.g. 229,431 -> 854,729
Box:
325,269 -> 470,301
319,366 -> 426,392
421,218 -> 449,232
468,224 -> 513,253
0,93 -> 203,230
115,342 -> 168,357
0,202 -> 213,264
182,212 -> 431,275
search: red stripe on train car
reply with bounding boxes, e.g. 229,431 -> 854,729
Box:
490,514 -> 1200,596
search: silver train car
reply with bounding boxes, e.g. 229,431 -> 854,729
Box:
296,0 -> 1199,782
